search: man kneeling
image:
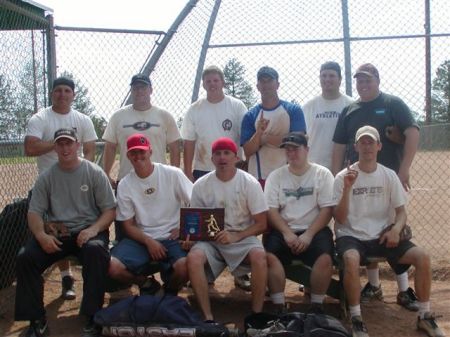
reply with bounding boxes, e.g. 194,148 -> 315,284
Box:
333,126 -> 445,337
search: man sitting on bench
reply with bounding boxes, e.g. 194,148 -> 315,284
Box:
264,132 -> 335,313
333,125 -> 445,337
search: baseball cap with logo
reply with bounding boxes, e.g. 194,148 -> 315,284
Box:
355,125 -> 380,142
127,133 -> 151,152
280,132 -> 308,148
257,66 -> 279,81
353,63 -> 380,79
54,128 -> 77,142
130,73 -> 152,86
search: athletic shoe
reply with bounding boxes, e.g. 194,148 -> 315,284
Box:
360,282 -> 383,303
417,312 -> 446,337
234,274 -> 251,291
61,275 -> 76,300
25,318 -> 49,337
139,276 -> 162,296
351,315 -> 369,337
397,287 -> 419,311
82,316 -> 102,337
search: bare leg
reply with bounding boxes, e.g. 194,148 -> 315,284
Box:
342,249 -> 362,306
167,257 -> 189,292
247,248 -> 267,313
187,249 -> 213,321
310,253 -> 332,297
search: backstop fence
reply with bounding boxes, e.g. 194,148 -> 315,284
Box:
1,0 -> 449,288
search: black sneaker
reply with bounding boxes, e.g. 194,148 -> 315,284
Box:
25,318 -> 49,337
139,276 -> 162,296
61,275 -> 76,300
397,287 -> 419,311
82,316 -> 102,337
351,315 -> 369,337
360,281 -> 383,303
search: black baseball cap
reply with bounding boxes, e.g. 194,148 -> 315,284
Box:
280,132 -> 308,148
52,77 -> 75,91
54,128 -> 77,142
130,73 -> 152,86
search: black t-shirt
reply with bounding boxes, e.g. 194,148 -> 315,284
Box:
333,92 -> 418,173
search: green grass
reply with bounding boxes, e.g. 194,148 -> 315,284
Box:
0,157 -> 36,165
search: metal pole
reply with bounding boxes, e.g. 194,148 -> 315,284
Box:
424,0 -> 431,124
191,0 -> 222,103
124,0 -> 199,106
46,14 -> 57,105
341,0 -> 352,97
31,30 -> 38,114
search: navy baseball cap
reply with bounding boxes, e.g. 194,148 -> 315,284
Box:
54,128 -> 77,142
280,132 -> 308,148
52,77 -> 75,91
257,66 -> 279,81
130,73 -> 152,86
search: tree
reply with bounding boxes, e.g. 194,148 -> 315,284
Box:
59,71 -> 104,138
223,58 -> 256,108
431,60 -> 450,123
0,75 -> 20,140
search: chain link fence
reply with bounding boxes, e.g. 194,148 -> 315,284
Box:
1,0 -> 450,289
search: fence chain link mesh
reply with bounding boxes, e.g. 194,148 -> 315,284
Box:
1,0 -> 450,289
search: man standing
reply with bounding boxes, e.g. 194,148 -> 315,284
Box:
181,65 -> 247,182
24,76 -> 98,301
16,128 -> 116,337
264,132 -> 335,313
102,73 -> 181,188
187,137 -> 268,321
333,126 -> 444,337
332,63 -> 420,310
108,134 -> 192,295
241,66 -> 306,187
303,61 -> 353,170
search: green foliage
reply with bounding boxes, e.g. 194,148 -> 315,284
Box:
0,75 -> 20,140
223,58 -> 256,108
431,60 -> 450,123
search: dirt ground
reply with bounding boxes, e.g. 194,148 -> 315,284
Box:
1,265 -> 449,337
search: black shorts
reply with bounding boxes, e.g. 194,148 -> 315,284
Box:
264,227 -> 335,267
336,236 -> 416,274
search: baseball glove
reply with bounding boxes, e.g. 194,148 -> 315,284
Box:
385,125 -> 405,145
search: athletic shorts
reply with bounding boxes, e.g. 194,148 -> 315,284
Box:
111,238 -> 186,282
192,236 -> 264,281
264,227 -> 335,267
336,236 -> 416,274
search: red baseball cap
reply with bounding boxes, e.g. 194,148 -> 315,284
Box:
127,133 -> 151,152
211,137 -> 237,154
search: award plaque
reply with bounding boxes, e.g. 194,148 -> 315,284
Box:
180,208 -> 225,241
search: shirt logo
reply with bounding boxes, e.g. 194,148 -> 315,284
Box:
145,187 -> 156,195
375,109 -> 386,115
80,185 -> 89,192
123,121 -> 161,131
353,186 -> 383,196
222,119 -> 232,131
283,187 -> 314,200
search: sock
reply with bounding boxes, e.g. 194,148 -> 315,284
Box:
367,268 -> 380,287
418,301 -> 430,319
270,292 -> 285,305
60,270 -> 73,278
310,294 -> 325,304
349,305 -> 361,318
396,272 -> 409,292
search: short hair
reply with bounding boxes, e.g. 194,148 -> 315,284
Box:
202,65 -> 225,82
320,61 -> 342,78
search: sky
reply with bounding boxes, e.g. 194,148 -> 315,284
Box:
33,0 -> 188,31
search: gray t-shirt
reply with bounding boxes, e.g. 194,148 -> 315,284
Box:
29,159 -> 116,233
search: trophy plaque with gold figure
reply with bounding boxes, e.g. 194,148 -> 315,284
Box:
179,208 -> 225,241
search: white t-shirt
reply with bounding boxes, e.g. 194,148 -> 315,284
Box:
116,163 -> 192,240
26,106 -> 97,174
332,163 -> 407,240
102,105 -> 181,179
303,94 -> 353,170
265,163 -> 334,232
191,169 -> 268,232
181,95 -> 247,171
